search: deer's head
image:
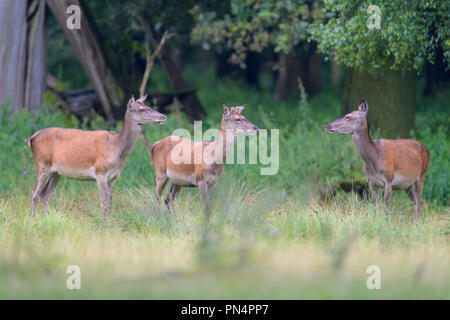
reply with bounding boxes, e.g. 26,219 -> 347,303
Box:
127,95 -> 167,125
325,99 -> 369,134
223,104 -> 259,134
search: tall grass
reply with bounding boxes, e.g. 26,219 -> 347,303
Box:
0,72 -> 448,298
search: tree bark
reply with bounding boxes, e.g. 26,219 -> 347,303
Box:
306,44 -> 321,95
342,68 -> 417,138
331,60 -> 342,87
0,1 -> 28,110
46,0 -> 124,123
0,0 -> 47,112
25,0 -> 47,112
275,52 -> 288,100
139,16 -> 206,122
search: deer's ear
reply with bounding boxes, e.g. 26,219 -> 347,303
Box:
128,96 -> 136,111
358,99 -> 368,114
138,94 -> 148,103
223,104 -> 229,115
234,104 -> 246,114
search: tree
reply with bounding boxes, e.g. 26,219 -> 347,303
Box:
46,0 -> 125,123
46,0 -> 206,122
190,0 -> 325,99
0,0 -> 46,112
84,0 -> 207,121
310,0 -> 449,137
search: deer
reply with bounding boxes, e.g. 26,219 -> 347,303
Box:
151,104 -> 259,217
28,95 -> 167,217
325,99 -> 430,218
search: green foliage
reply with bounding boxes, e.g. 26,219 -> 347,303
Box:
412,125 -> 449,204
191,0 -> 324,68
310,0 -> 450,72
0,72 -> 448,299
46,14 -> 89,88
1,68 -> 447,205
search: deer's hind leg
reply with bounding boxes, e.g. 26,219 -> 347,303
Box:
31,167 -> 51,217
40,173 -> 61,210
414,175 -> 426,219
405,184 -> 416,210
164,183 -> 181,208
155,172 -> 168,201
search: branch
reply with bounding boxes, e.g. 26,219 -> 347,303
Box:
136,21 -> 174,164
139,29 -> 174,97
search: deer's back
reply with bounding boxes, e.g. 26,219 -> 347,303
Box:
30,127 -> 118,174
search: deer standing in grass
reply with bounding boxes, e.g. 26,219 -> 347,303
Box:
29,95 -> 167,216
325,100 -> 429,218
151,105 -> 259,217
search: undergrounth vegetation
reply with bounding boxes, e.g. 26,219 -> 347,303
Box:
0,73 -> 448,299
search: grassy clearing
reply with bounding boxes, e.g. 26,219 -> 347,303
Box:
0,179 -> 448,299
0,73 -> 448,298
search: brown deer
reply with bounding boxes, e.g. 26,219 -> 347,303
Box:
151,104 -> 258,217
29,95 -> 167,216
325,100 -> 429,218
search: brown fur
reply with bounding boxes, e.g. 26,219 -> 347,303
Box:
29,95 -> 166,216
31,128 -> 121,178
151,105 -> 258,217
326,100 -> 429,217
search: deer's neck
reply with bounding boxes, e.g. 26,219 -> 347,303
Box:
352,120 -> 378,168
210,119 -> 236,164
117,112 -> 141,159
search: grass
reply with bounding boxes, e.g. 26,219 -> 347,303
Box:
0,182 -> 448,299
0,70 -> 448,299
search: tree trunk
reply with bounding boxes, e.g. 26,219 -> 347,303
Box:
306,44 -> 321,95
275,52 -> 288,100
25,0 -> 47,112
286,53 -> 302,93
139,16 -> 206,122
0,0 -> 47,112
331,61 -> 342,87
342,68 -> 416,138
276,46 -> 321,99
0,1 -> 33,111
46,0 -> 124,123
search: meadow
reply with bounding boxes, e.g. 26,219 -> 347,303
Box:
0,69 -> 448,299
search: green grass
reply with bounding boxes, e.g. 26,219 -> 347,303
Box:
0,182 -> 448,299
0,73 -> 448,299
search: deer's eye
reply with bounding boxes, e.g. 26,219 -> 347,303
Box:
236,118 -> 241,121
344,116 -> 351,120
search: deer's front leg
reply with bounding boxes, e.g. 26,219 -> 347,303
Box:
199,182 -> 211,219
97,176 -> 111,216
383,181 -> 393,214
107,179 -> 115,208
368,180 -> 378,209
